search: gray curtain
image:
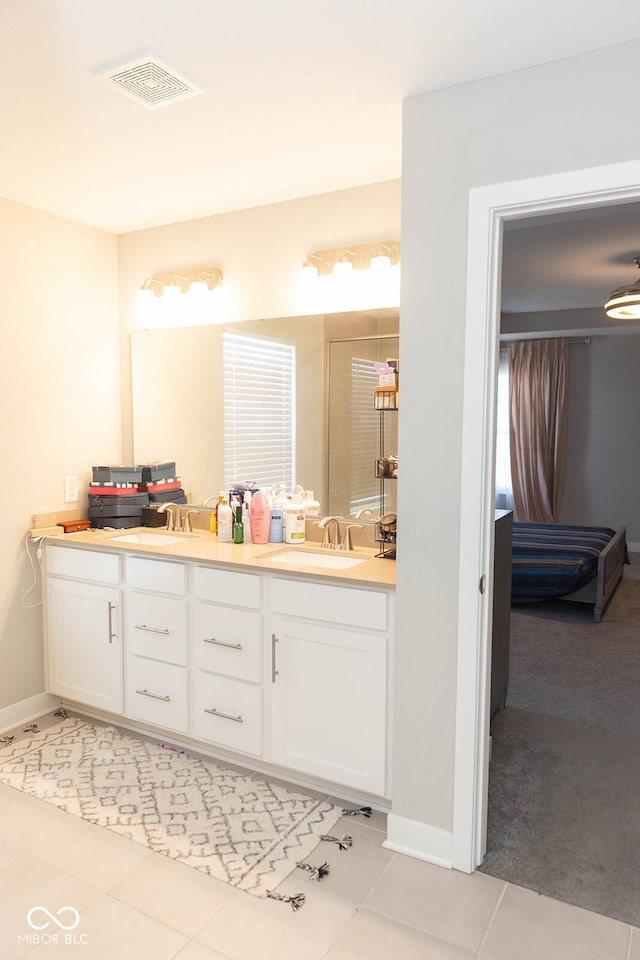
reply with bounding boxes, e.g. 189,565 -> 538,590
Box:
508,338 -> 568,523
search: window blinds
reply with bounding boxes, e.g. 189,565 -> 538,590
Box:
223,332 -> 296,490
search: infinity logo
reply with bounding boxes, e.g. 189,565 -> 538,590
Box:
27,906 -> 80,931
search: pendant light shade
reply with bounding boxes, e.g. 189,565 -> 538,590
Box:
605,256 -> 640,319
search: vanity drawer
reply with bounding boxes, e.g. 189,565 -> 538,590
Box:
193,565 -> 261,609
125,657 -> 188,732
46,545 -> 120,584
192,673 -> 262,756
271,578 -> 388,631
192,603 -> 262,682
125,593 -> 188,665
125,556 -> 187,595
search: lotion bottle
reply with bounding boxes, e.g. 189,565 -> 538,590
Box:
284,496 -> 306,544
249,490 -> 270,544
303,490 -> 320,518
217,499 -> 233,542
242,493 -> 252,542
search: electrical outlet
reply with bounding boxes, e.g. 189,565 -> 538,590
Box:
64,475 -> 80,503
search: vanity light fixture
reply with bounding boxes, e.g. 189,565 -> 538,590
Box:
604,256 -> 640,319
138,265 -> 223,299
299,240 -> 400,280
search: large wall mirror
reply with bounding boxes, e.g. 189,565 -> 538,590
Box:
131,307 -> 399,517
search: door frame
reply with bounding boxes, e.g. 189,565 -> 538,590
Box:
452,158 -> 640,872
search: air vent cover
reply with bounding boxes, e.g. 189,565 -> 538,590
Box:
97,56 -> 203,110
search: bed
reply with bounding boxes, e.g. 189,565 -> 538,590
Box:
511,522 -> 628,622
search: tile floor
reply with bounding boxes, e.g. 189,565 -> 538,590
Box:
0,731 -> 638,960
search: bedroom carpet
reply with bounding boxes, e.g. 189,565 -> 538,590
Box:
479,552 -> 640,925
0,716 -> 344,905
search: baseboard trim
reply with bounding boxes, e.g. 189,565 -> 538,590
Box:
0,693 -> 61,734
627,541 -> 640,554
383,813 -> 453,868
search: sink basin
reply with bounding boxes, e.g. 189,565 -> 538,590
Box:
107,531 -> 193,546
265,549 -> 371,569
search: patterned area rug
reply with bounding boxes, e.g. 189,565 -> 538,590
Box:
0,716 -> 344,902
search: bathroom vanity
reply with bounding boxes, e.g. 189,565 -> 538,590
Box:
43,530 -> 395,803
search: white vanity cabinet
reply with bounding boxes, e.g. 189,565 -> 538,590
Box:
123,556 -> 189,733
190,566 -> 264,756
270,578 -> 390,796
43,541 -> 393,800
45,546 -> 123,713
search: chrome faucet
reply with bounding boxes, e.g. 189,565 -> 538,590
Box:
343,524 -> 364,551
156,502 -> 180,531
319,516 -> 342,550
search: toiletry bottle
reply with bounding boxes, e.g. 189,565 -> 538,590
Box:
269,506 -> 284,542
214,492 -> 226,535
249,490 -> 270,544
284,496 -> 306,544
217,498 -> 233,542
303,490 -> 320,518
242,493 -> 252,542
233,505 -> 244,544
293,483 -> 305,497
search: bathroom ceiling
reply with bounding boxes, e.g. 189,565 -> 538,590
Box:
2,0 -> 640,238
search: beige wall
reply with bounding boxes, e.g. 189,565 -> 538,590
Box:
396,39 -> 640,838
0,197 -> 119,711
117,180 -> 402,462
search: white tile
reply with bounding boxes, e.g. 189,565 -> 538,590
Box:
325,908 -> 477,960
629,927 -> 640,960
108,852 -> 235,936
23,895 -> 188,960
196,883 -> 355,960
296,820 -> 395,904
480,884 -> 630,960
0,840 -> 25,870
364,853 -> 504,953
0,856 -> 100,960
174,942 -> 235,960
32,816 -> 151,890
0,781 -> 21,803
0,792 -> 75,853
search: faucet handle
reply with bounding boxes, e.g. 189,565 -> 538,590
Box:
343,524 -> 364,551
182,509 -> 200,533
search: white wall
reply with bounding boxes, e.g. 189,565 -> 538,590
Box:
0,197 -> 119,713
396,39 -> 640,846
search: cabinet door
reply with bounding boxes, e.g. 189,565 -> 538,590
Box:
271,617 -> 387,795
46,578 -> 122,713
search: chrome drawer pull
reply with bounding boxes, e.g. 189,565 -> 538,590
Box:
204,707 -> 244,724
135,688 -> 171,702
135,624 -> 171,635
108,603 -> 116,644
203,637 -> 243,650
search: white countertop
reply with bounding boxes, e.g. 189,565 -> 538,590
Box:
44,527 -> 397,589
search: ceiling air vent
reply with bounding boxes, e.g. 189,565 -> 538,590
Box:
96,56 -> 203,110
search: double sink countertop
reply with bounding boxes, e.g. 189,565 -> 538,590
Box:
43,527 -> 397,589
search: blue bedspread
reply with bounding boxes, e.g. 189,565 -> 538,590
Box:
511,522 -> 620,602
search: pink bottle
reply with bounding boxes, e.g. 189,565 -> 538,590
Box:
249,490 -> 270,544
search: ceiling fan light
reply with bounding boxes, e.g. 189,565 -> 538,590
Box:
604,256 -> 640,319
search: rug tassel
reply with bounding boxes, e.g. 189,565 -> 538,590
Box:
23,723 -> 39,733
0,735 -> 15,745
341,805 -> 372,818
266,891 -> 306,911
53,708 -> 69,719
320,834 -> 353,851
296,860 -> 330,881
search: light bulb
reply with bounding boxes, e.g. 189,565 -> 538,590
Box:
190,279 -> 209,296
370,254 -> 391,272
163,283 -> 181,300
333,258 -> 353,278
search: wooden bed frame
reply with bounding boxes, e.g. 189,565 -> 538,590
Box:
557,525 -> 627,622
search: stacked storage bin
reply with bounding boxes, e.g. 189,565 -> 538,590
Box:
89,465 -> 149,529
139,461 -> 188,505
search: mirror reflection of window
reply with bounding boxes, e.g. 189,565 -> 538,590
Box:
223,332 -> 296,490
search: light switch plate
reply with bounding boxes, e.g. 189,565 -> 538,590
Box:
64,475 -> 80,503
